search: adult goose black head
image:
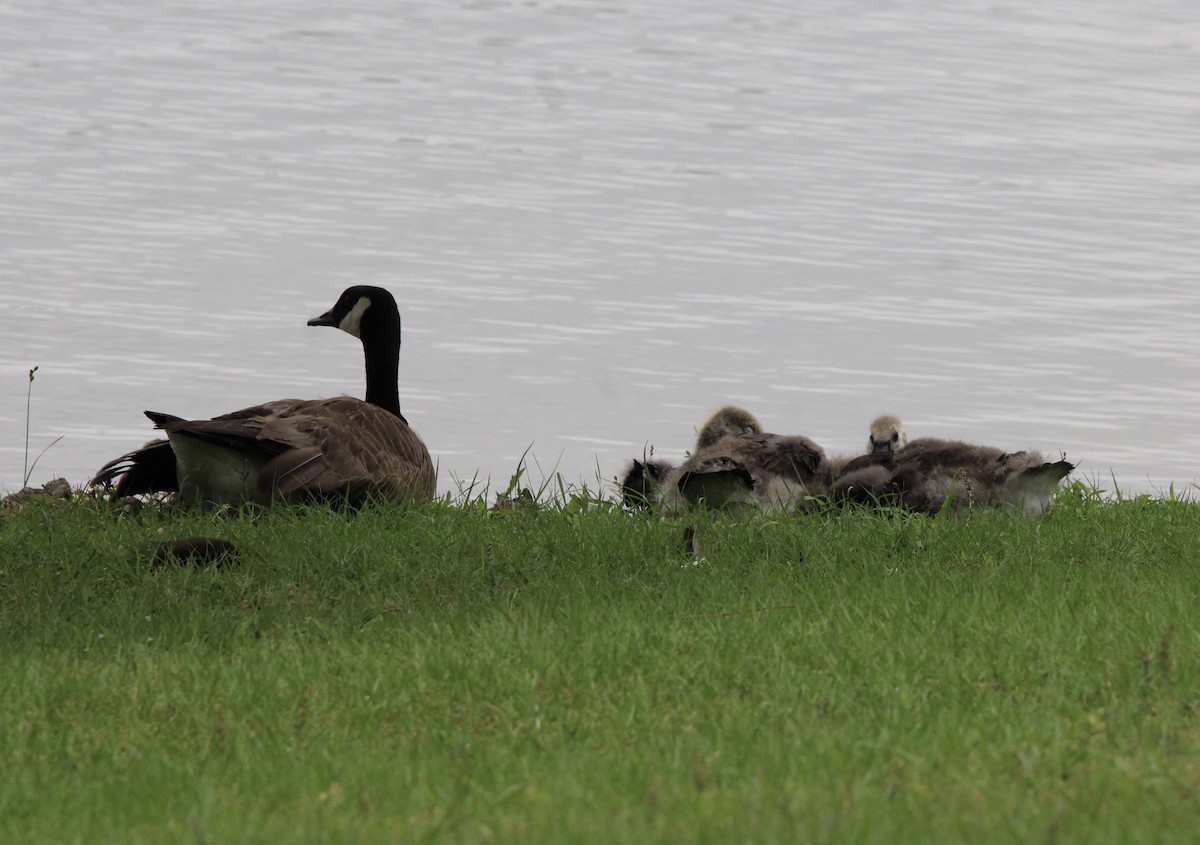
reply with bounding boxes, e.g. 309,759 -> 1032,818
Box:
91,286 -> 436,507
662,406 -> 831,514
307,285 -> 408,423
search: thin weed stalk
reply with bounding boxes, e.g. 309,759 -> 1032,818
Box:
22,366 -> 64,488
23,366 -> 36,485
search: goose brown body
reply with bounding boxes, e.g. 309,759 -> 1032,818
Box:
833,424 -> 1072,515
661,406 -> 830,513
91,286 -> 435,507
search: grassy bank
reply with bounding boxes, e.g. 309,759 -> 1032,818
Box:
2,488 -> 1200,843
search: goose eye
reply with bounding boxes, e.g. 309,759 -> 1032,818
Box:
892,433 -> 900,442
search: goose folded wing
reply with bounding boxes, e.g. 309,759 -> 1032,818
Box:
255,399 -> 434,502
753,435 -> 828,482
677,455 -> 755,508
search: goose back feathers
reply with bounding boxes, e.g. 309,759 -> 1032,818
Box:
624,410 -> 1070,516
661,406 -> 831,513
833,424 -> 1073,515
92,286 -> 435,507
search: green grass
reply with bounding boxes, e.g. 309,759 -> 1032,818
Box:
3,487 -> 1200,843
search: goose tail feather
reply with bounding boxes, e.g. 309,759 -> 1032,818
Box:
90,438 -> 178,496
1006,459 -> 1075,514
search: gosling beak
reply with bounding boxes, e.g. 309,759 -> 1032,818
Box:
870,438 -> 893,456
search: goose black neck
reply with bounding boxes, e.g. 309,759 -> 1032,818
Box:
361,315 -> 406,423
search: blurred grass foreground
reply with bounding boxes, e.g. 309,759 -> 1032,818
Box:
2,480 -> 1199,844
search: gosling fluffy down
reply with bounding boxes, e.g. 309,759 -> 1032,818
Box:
660,406 -> 831,513
833,417 -> 1072,515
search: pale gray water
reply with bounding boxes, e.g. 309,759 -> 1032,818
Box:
2,0 -> 1199,498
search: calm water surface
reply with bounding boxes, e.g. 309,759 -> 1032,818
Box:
2,0 -> 1198,496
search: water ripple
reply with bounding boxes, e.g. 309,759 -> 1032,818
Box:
2,0 -> 1198,495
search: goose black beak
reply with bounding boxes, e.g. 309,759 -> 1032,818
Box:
870,440 -> 893,456
307,309 -> 338,328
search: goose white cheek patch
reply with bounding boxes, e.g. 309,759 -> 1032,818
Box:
338,296 -> 372,338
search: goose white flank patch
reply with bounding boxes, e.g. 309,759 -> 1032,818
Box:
92,286 -> 435,507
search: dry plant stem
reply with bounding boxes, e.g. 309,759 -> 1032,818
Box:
20,366 -> 63,488
23,366 -> 37,486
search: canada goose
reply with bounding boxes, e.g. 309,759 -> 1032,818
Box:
617,406 -> 759,510
867,415 -> 907,456
91,286 -> 436,507
832,418 -> 1072,515
661,406 -> 831,513
694,405 -> 762,450
830,414 -> 909,477
618,457 -> 677,510
885,438 -> 1072,515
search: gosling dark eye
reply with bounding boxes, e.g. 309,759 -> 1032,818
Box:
892,433 -> 900,442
